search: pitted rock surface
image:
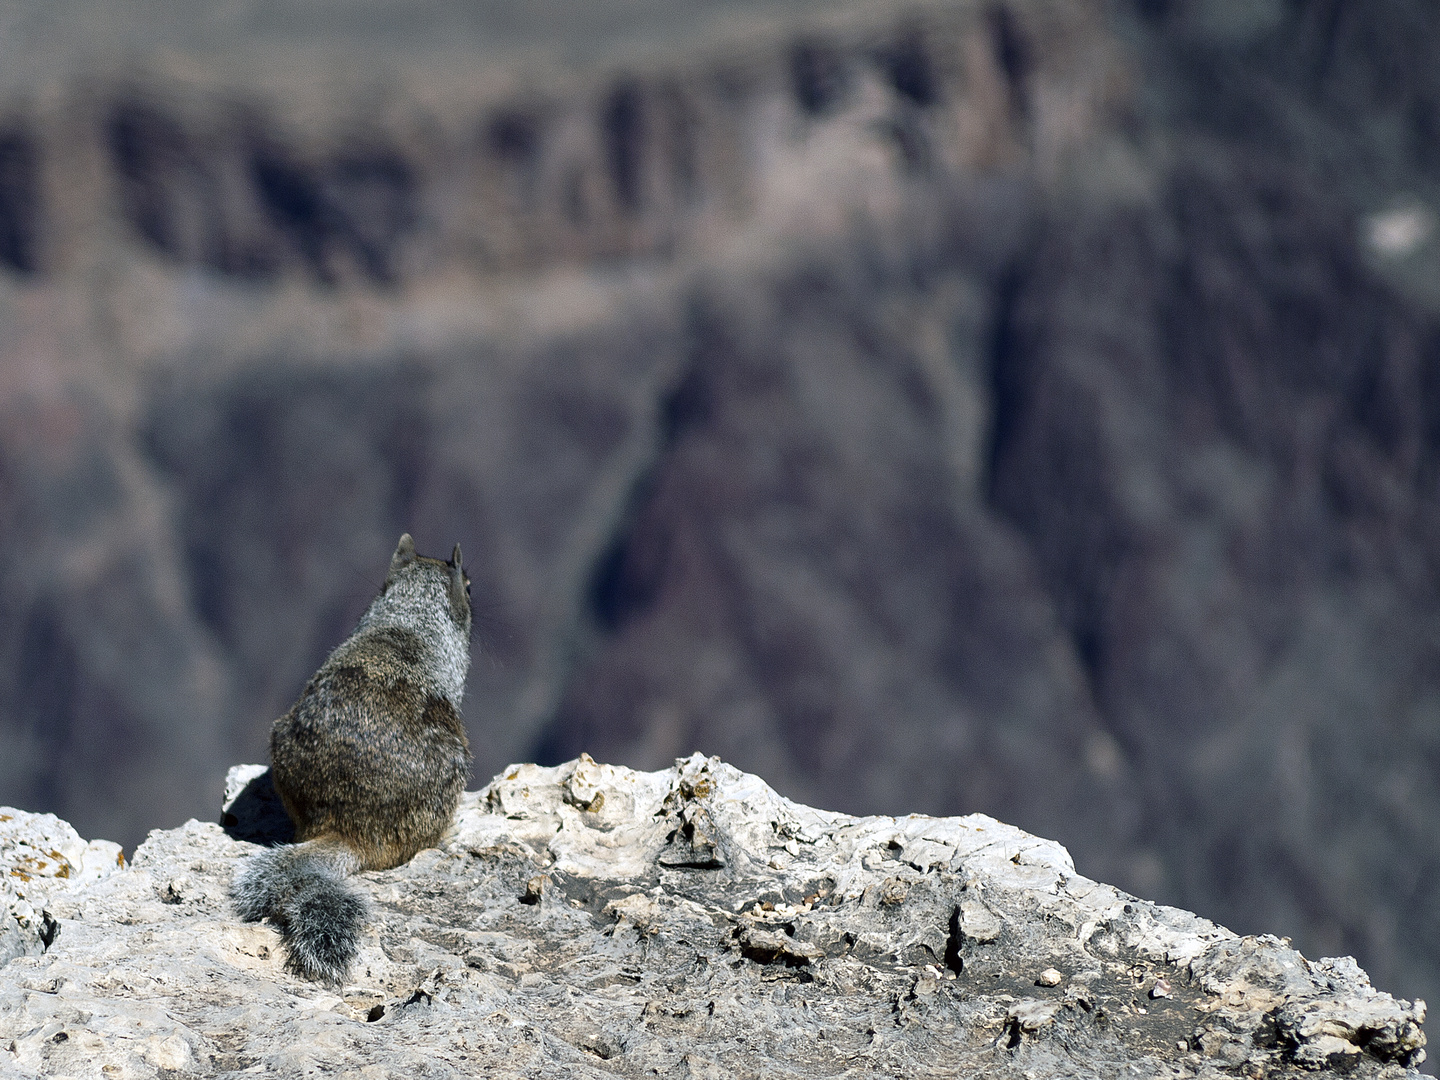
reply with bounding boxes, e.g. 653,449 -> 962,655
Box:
0,756 -> 1428,1078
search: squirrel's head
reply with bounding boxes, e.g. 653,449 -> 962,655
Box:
384,533 -> 472,633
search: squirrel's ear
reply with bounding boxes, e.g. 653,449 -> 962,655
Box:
390,534 -> 417,573
448,548 -> 470,621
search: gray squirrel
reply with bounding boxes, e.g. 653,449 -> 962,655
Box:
232,534 -> 472,983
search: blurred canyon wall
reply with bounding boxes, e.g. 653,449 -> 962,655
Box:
1,0 -> 1439,1006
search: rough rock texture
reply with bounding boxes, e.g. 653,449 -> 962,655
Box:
0,757 -> 1428,1078
2,0 -> 1440,1012
0,811 -> 123,969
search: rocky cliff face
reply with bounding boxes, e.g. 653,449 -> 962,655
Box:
1,0 -> 1439,1016
0,756 -> 1430,1077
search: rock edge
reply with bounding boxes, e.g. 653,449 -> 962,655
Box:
0,754 -> 1428,1078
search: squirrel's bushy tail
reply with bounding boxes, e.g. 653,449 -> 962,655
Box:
231,841 -> 369,984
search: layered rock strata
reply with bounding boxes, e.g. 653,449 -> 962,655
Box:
0,756 -> 1428,1078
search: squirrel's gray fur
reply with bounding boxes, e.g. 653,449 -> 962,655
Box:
232,534 -> 472,983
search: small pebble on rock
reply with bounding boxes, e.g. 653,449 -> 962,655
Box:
1037,968 -> 1063,987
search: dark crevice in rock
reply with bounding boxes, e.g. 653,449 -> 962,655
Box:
583,328 -> 719,638
486,107 -> 542,165
987,4 -> 1031,123
602,79 -> 645,215
981,260 -> 1028,510
250,138 -> 417,287
980,252 -> 1120,688
249,143 -> 335,283
875,28 -> 938,109
587,498 -> 669,636
0,119 -> 43,276
107,99 -> 197,264
658,363 -> 711,451
485,106 -> 545,208
943,906 -> 964,974
789,37 -> 850,118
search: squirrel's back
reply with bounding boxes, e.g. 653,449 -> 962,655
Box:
233,534 -> 473,982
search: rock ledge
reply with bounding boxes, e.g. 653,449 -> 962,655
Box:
0,755 -> 1428,1078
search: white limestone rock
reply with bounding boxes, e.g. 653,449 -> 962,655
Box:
0,755 -> 1427,1078
1,808 -> 124,967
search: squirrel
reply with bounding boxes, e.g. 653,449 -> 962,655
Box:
231,534 -> 472,983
